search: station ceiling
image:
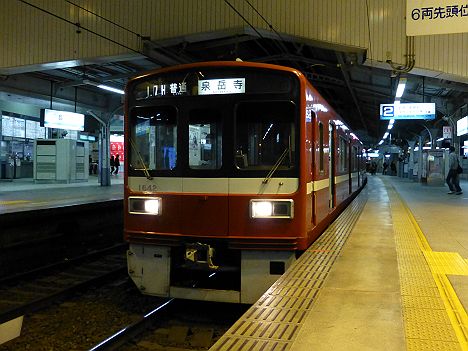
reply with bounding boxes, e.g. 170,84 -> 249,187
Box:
2,26 -> 467,148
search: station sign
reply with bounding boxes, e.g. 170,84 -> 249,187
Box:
443,126 -> 452,139
379,103 -> 436,120
457,116 -> 468,136
406,0 -> 468,36
40,109 -> 84,131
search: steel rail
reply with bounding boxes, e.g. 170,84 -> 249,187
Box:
88,298 -> 175,351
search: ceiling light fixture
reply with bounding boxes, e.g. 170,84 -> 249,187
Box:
395,77 -> 407,98
97,84 -> 125,95
83,79 -> 125,95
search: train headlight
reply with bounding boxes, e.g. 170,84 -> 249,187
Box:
250,199 -> 294,219
128,196 -> 161,215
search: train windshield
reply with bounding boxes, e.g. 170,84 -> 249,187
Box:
129,106 -> 177,171
127,66 -> 299,178
235,101 -> 295,170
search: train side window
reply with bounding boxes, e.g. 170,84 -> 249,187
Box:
188,109 -> 222,169
319,122 -> 324,172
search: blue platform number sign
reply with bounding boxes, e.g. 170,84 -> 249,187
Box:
380,104 -> 395,119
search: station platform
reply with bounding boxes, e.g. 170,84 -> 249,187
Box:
0,175 -> 123,214
211,175 -> 468,351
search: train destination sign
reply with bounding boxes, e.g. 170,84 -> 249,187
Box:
134,77 -> 246,100
198,78 -> 245,95
379,103 -> 436,120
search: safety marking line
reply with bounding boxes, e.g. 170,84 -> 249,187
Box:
387,181 -> 468,351
0,200 -> 31,205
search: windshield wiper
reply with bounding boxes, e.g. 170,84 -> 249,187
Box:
263,147 -> 290,184
129,137 -> 153,180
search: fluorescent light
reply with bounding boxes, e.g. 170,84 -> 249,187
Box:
83,79 -> 125,95
395,78 -> 407,98
383,132 -> 389,139
97,84 -> 125,95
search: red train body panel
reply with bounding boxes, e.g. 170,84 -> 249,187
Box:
124,61 -> 366,303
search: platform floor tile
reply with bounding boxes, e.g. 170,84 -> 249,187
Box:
210,185 -> 367,351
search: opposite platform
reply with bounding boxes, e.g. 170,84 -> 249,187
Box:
211,175 -> 468,351
0,176 -> 123,214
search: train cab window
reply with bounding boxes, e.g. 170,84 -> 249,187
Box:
188,109 -> 222,169
235,101 -> 296,170
319,122 -> 324,172
129,106 -> 177,171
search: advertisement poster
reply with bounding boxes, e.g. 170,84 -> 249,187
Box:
110,134 -> 124,163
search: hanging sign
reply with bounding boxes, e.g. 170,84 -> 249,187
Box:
457,116 -> 468,136
407,0 -> 468,36
443,126 -> 452,139
380,103 -> 436,120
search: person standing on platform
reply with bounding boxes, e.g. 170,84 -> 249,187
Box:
383,161 -> 388,175
390,161 -> 396,176
114,154 -> 120,175
446,146 -> 463,195
110,155 -> 115,175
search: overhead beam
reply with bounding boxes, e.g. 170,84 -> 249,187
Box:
0,74 -> 114,112
336,52 -> 367,133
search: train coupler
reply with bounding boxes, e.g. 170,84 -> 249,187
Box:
185,243 -> 219,269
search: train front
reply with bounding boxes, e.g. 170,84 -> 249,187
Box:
124,62 -> 306,303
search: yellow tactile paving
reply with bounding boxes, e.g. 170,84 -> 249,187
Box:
385,180 -> 468,351
0,200 -> 31,205
424,252 -> 468,275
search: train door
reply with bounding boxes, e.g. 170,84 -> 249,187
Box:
355,145 -> 361,188
328,122 -> 336,208
348,141 -> 352,194
311,114 -> 320,226
181,101 -> 229,237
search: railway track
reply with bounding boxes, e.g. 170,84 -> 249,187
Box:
87,299 -> 250,351
0,243 -> 249,350
88,298 -> 175,351
0,244 -> 128,326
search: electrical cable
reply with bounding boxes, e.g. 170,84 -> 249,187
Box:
65,0 -> 143,38
223,0 -> 271,57
365,0 -> 374,67
18,0 -> 143,56
244,0 -> 289,55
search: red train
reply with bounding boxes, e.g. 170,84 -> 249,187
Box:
124,61 -> 366,303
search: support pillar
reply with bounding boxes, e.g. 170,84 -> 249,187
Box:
99,124 -> 111,186
418,136 -> 423,183
408,141 -> 416,180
